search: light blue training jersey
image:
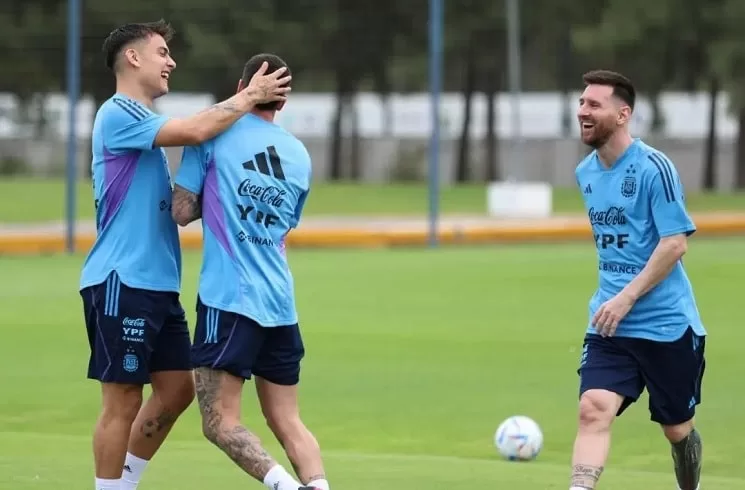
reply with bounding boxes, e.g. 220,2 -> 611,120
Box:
575,138 -> 706,342
80,94 -> 181,292
175,113 -> 311,327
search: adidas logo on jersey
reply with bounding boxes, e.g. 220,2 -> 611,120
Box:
583,184 -> 592,195
242,145 -> 286,180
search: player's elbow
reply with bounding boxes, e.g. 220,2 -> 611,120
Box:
660,234 -> 688,259
185,124 -> 211,145
171,205 -> 192,227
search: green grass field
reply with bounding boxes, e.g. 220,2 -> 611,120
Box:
1,239 -> 744,489
0,177 -> 743,222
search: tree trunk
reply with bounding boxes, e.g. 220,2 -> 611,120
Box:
455,39 -> 476,183
328,90 -> 345,181
736,106 -> 745,189
349,100 -> 361,180
484,76 -> 499,181
558,23 -> 573,137
702,76 -> 718,191
650,91 -> 664,134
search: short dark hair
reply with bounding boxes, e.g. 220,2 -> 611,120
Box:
241,53 -> 292,111
582,70 -> 636,111
102,20 -> 174,71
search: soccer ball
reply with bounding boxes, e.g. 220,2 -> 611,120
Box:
494,415 -> 543,461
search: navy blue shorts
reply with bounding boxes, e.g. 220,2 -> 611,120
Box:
578,326 -> 706,425
81,272 -> 192,385
191,297 -> 305,385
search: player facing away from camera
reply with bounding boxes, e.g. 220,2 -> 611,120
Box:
569,70 -> 706,490
171,53 -> 328,490
80,21 -> 291,490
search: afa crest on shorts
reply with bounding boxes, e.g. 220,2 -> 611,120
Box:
123,349 -> 139,373
622,166 -> 637,198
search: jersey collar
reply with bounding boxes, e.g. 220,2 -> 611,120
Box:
594,138 -> 640,171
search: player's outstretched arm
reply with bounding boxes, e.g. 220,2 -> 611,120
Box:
171,185 -> 202,227
154,62 -> 291,147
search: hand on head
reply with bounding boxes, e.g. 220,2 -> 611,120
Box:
243,62 -> 292,104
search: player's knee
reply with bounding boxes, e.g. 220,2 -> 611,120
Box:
101,383 -> 143,422
194,368 -> 243,444
199,406 -> 239,445
265,410 -> 300,440
661,419 -> 695,443
263,403 -> 319,448
266,413 -> 319,454
201,418 -> 219,445
201,414 -> 256,450
200,411 -> 227,445
578,391 -> 617,430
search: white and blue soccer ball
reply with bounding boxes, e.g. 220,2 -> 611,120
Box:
494,415 -> 543,461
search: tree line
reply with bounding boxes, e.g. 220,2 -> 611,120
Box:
1,0 -> 744,187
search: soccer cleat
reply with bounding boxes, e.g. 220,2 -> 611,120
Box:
298,487 -> 321,490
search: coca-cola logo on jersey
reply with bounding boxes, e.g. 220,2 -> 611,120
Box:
237,179 -> 286,208
588,206 -> 627,226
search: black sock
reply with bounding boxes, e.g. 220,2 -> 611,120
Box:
671,428 -> 702,490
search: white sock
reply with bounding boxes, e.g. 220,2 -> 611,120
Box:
570,487 -> 590,490
263,464 -> 301,490
120,452 -> 149,489
307,478 -> 330,490
95,477 -> 120,490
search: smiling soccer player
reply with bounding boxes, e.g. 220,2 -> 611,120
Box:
569,70 -> 706,490
79,20 -> 291,490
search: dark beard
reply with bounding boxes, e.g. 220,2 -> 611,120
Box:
585,127 -> 612,149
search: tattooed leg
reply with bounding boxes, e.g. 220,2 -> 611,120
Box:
195,367 -> 282,482
256,377 -> 327,485
569,390 -> 622,489
127,370 -> 195,460
570,464 -> 603,489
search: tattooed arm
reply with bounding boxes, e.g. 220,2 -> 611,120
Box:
171,185 -> 202,227
153,62 -> 291,147
194,367 -> 278,481
153,102 -> 241,147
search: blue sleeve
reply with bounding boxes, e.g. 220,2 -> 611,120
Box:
175,143 -> 209,195
102,99 -> 169,152
291,159 -> 313,228
290,190 -> 309,229
646,154 -> 696,237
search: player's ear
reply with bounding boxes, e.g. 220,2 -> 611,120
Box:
123,48 -> 141,68
236,78 -> 245,94
617,105 -> 632,126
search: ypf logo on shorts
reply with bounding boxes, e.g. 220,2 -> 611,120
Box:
122,318 -> 146,343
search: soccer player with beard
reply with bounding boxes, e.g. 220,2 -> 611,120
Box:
568,70 -> 706,490
171,53 -> 327,490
